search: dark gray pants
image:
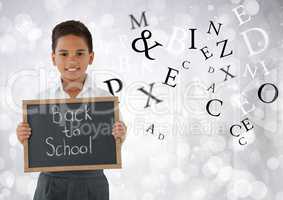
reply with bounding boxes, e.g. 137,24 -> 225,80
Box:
33,172 -> 109,200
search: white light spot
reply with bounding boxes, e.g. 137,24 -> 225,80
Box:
174,14 -> 193,26
27,179 -> 37,197
100,14 -> 115,27
201,135 -> 226,153
27,27 -> 42,41
0,157 -> 5,170
176,142 -> 190,159
192,186 -> 206,199
16,176 -> 32,194
9,148 -> 17,161
278,155 -> 283,168
250,181 -> 268,199
149,15 -> 159,26
229,179 -> 252,198
1,171 -> 15,188
142,192 -> 155,200
140,174 -> 161,191
9,133 -> 18,146
223,28 -> 236,41
275,191 -> 283,200
202,156 -> 223,178
44,0 -> 71,11
0,114 -> 12,131
230,0 -> 242,4
0,35 -> 17,54
254,108 -> 265,119
267,157 -> 280,170
170,168 -> 185,184
14,14 -> 33,33
208,5 -> 214,11
0,17 -> 13,33
216,166 -> 233,182
218,14 -> 231,24
0,188 -> 11,198
244,0 -> 260,16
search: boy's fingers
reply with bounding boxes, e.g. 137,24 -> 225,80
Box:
114,134 -> 123,139
17,130 -> 31,135
18,137 -> 29,143
18,127 -> 31,132
20,134 -> 30,138
17,126 -> 30,131
17,125 -> 28,129
114,121 -> 126,127
112,131 -> 121,136
18,132 -> 31,136
20,125 -> 31,129
113,127 -> 125,132
20,136 -> 30,140
112,129 -> 121,134
20,123 -> 30,127
112,131 -> 123,137
113,124 -> 125,129
114,125 -> 124,130
113,130 -> 124,135
17,128 -> 31,132
117,121 -> 126,125
20,138 -> 29,143
113,124 -> 120,129
18,135 -> 30,140
114,123 -> 125,127
113,135 -> 125,142
113,134 -> 122,139
112,131 -> 125,138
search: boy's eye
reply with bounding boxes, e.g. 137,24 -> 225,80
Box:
57,51 -> 86,57
77,52 -> 84,56
59,53 -> 68,56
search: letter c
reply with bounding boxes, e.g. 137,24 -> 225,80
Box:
206,99 -> 223,117
239,137 -> 247,145
230,124 -> 241,137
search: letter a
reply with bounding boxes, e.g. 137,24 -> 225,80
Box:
146,124 -> 155,135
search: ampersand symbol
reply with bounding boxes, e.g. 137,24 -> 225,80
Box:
131,29 -> 163,60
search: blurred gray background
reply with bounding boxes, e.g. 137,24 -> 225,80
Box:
0,0 -> 283,199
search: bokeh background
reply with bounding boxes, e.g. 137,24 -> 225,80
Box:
0,0 -> 283,199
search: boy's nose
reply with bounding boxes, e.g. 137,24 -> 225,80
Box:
67,55 -> 78,62
67,60 -> 78,67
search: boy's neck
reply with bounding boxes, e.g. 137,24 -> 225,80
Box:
61,74 -> 87,97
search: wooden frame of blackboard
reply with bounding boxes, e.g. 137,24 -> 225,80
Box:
22,96 -> 121,172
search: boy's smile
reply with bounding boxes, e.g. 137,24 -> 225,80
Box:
52,34 -> 94,86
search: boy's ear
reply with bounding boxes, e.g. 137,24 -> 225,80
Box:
51,52 -> 56,66
89,52 -> 95,65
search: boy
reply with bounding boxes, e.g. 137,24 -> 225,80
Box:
16,20 -> 127,200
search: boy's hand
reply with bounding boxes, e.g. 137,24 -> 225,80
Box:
112,121 -> 127,143
16,122 -> 32,144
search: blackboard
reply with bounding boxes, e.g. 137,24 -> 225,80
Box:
22,96 -> 121,172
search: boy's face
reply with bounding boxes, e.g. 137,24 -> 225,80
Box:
52,34 -> 94,82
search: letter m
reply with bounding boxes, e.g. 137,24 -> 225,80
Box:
129,11 -> 149,30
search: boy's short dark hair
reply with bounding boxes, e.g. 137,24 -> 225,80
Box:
52,20 -> 93,53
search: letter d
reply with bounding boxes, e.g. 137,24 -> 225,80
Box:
240,28 -> 269,56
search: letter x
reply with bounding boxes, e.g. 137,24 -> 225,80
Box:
220,65 -> 235,81
138,83 -> 163,108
